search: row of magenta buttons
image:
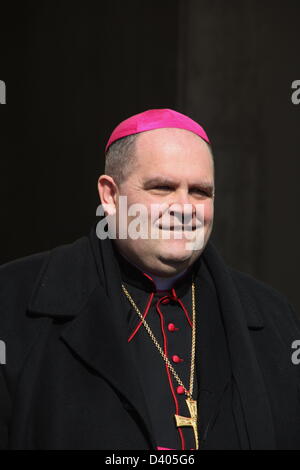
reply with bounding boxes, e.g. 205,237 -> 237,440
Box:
167,323 -> 185,394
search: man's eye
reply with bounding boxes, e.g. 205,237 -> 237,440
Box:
190,188 -> 209,196
191,188 -> 206,194
153,186 -> 172,191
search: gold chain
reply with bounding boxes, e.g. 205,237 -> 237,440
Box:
121,282 -> 196,399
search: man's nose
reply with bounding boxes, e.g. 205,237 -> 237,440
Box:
171,189 -> 193,205
168,192 -> 194,221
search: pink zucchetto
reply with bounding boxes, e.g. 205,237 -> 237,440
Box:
105,108 -> 210,153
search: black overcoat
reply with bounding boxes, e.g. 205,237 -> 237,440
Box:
0,224 -> 300,449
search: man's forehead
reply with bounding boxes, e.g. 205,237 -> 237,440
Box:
132,129 -> 213,170
135,126 -> 209,150
132,132 -> 214,177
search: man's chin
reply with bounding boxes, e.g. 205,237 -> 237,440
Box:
158,249 -> 193,267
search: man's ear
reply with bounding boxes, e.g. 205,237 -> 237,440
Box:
97,175 -> 118,216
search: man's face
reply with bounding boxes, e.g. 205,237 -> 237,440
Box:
113,127 -> 215,277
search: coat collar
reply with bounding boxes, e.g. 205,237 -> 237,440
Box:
27,223 -> 274,449
27,224 -> 264,330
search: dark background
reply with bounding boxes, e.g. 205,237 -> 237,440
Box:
0,0 -> 299,311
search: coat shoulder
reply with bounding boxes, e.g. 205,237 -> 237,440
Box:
228,266 -> 290,305
0,235 -> 92,382
0,250 -> 50,319
228,266 -> 300,336
0,249 -> 50,288
0,235 -> 90,299
0,249 -> 52,379
0,235 -> 90,335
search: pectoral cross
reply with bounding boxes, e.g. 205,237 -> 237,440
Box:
174,397 -> 199,450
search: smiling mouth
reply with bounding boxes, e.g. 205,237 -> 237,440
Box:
158,225 -> 201,231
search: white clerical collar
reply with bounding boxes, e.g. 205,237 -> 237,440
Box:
143,268 -> 189,291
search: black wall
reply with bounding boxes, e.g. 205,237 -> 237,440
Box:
0,0 -> 179,257
176,0 -> 300,311
1,0 -> 300,311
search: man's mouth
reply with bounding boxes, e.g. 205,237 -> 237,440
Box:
158,225 -> 200,231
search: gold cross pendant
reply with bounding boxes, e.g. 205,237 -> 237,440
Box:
174,398 -> 199,450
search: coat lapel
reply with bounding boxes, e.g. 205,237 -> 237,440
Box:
193,259 -> 232,447
27,228 -> 156,448
60,283 -> 156,448
201,242 -> 276,449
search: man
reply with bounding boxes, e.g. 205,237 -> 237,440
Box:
0,108 -> 300,450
